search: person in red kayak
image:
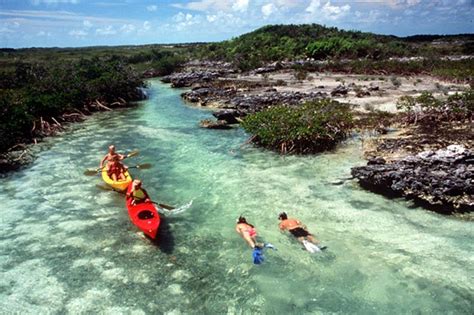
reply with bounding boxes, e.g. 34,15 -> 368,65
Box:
100,145 -> 125,169
106,156 -> 127,182
235,216 -> 261,249
278,212 -> 320,245
126,179 -> 151,205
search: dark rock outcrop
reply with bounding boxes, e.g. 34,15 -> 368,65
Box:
199,119 -> 232,129
331,85 -> 349,97
0,149 -> 34,173
182,87 -> 328,115
212,109 -> 243,124
162,71 -> 223,88
351,145 -> 474,214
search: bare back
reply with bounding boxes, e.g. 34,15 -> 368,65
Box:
279,218 -> 302,231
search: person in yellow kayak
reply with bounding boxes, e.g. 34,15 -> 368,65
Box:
126,179 -> 151,205
106,156 -> 128,182
100,145 -> 125,169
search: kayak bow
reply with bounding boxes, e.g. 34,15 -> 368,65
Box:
125,183 -> 161,240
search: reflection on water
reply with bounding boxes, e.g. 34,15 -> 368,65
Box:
0,80 -> 473,314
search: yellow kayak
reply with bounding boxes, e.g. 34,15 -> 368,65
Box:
101,168 -> 132,191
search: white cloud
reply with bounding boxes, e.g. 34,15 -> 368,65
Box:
147,5 -> 158,12
383,0 -> 421,8
203,11 -> 245,27
37,30 -> 52,36
305,0 -> 350,21
206,14 -> 217,22
83,20 -> 92,28
261,3 -> 276,17
305,0 -> 321,14
95,25 -> 116,35
142,21 -> 151,31
32,0 -> 79,5
120,24 -> 135,33
232,0 -> 249,12
69,29 -> 87,37
172,0 -> 240,12
173,12 -> 196,23
0,9 -> 133,25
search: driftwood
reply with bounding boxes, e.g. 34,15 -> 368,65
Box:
8,143 -> 27,152
72,108 -> 87,117
95,100 -> 112,111
14,150 -> 28,162
51,117 -> 62,128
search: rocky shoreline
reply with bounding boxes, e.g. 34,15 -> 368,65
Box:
351,145 -> 473,215
160,61 -> 472,215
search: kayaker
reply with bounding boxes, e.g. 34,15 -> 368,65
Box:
235,216 -> 261,249
278,212 -> 320,245
100,145 -> 125,169
106,156 -> 127,182
126,179 -> 151,205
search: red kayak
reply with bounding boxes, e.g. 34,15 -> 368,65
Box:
125,184 -> 160,240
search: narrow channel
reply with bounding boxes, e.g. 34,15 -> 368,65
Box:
0,79 -> 472,314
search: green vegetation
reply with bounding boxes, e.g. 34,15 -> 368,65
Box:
0,24 -> 472,156
396,90 -> 473,128
241,99 -> 353,154
0,57 -> 145,152
195,24 -> 473,72
195,24 -> 416,71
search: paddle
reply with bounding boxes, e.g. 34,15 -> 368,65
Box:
125,150 -> 139,158
83,150 -> 140,176
95,184 -> 175,210
84,163 -> 152,176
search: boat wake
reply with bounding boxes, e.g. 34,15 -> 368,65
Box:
158,200 -> 193,215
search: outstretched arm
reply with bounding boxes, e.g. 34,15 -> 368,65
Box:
278,222 -> 285,231
143,189 -> 151,202
99,155 -> 107,168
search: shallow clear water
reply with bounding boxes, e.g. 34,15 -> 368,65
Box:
1,80 -> 473,314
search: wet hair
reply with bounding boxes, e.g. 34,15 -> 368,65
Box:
109,145 -> 115,151
237,216 -> 254,228
278,212 -> 288,220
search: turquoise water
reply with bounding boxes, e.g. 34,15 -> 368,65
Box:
0,80 -> 472,314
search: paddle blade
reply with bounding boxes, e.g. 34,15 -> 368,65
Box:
158,203 -> 175,210
84,169 -> 99,176
126,150 -> 139,158
135,163 -> 152,170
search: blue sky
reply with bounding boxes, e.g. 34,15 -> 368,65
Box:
1,0 -> 473,48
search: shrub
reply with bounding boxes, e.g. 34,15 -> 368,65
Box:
390,76 -> 402,88
396,90 -> 473,128
0,57 -> 145,153
241,99 -> 353,154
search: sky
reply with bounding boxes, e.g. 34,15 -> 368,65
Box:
0,0 -> 473,48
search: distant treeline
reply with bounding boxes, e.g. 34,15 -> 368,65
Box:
193,24 -> 473,71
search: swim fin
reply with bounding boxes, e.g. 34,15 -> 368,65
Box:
302,240 -> 321,253
252,247 -> 265,264
264,243 -> 277,250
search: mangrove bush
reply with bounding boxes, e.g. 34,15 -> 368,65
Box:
241,99 -> 353,154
